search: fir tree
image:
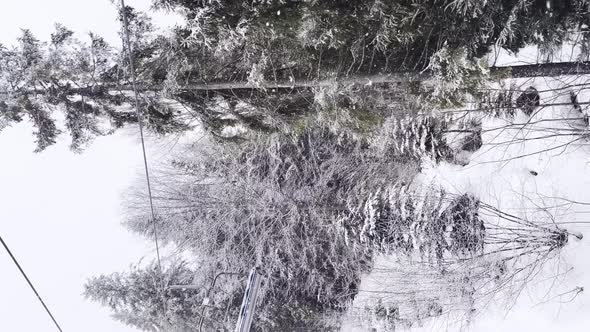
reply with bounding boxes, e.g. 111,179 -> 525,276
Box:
84,260 -> 217,332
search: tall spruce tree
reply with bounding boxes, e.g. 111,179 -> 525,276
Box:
3,1 -> 590,150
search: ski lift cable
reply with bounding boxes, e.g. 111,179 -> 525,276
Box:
118,0 -> 165,292
0,234 -> 64,332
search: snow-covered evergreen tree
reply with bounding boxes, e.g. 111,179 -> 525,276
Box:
84,260 -> 220,332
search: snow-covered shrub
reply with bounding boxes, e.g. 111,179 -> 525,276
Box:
342,185 -> 484,261
477,82 -> 517,118
427,45 -> 489,107
374,114 -> 452,162
460,125 -> 483,152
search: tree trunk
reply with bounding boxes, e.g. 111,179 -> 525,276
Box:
2,62 -> 589,98
491,61 -> 590,78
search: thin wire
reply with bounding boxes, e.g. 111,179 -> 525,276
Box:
119,0 -> 164,287
0,234 -> 64,332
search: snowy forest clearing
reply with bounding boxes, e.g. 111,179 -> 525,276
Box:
342,74 -> 590,331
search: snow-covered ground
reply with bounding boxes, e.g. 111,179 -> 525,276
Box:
487,39 -> 588,66
343,73 -> 590,331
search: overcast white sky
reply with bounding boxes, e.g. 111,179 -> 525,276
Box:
0,1 -> 180,331
0,0 -> 181,47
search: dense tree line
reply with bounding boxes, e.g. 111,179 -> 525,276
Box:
84,109 -> 573,330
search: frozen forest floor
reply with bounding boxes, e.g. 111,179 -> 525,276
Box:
341,70 -> 590,331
